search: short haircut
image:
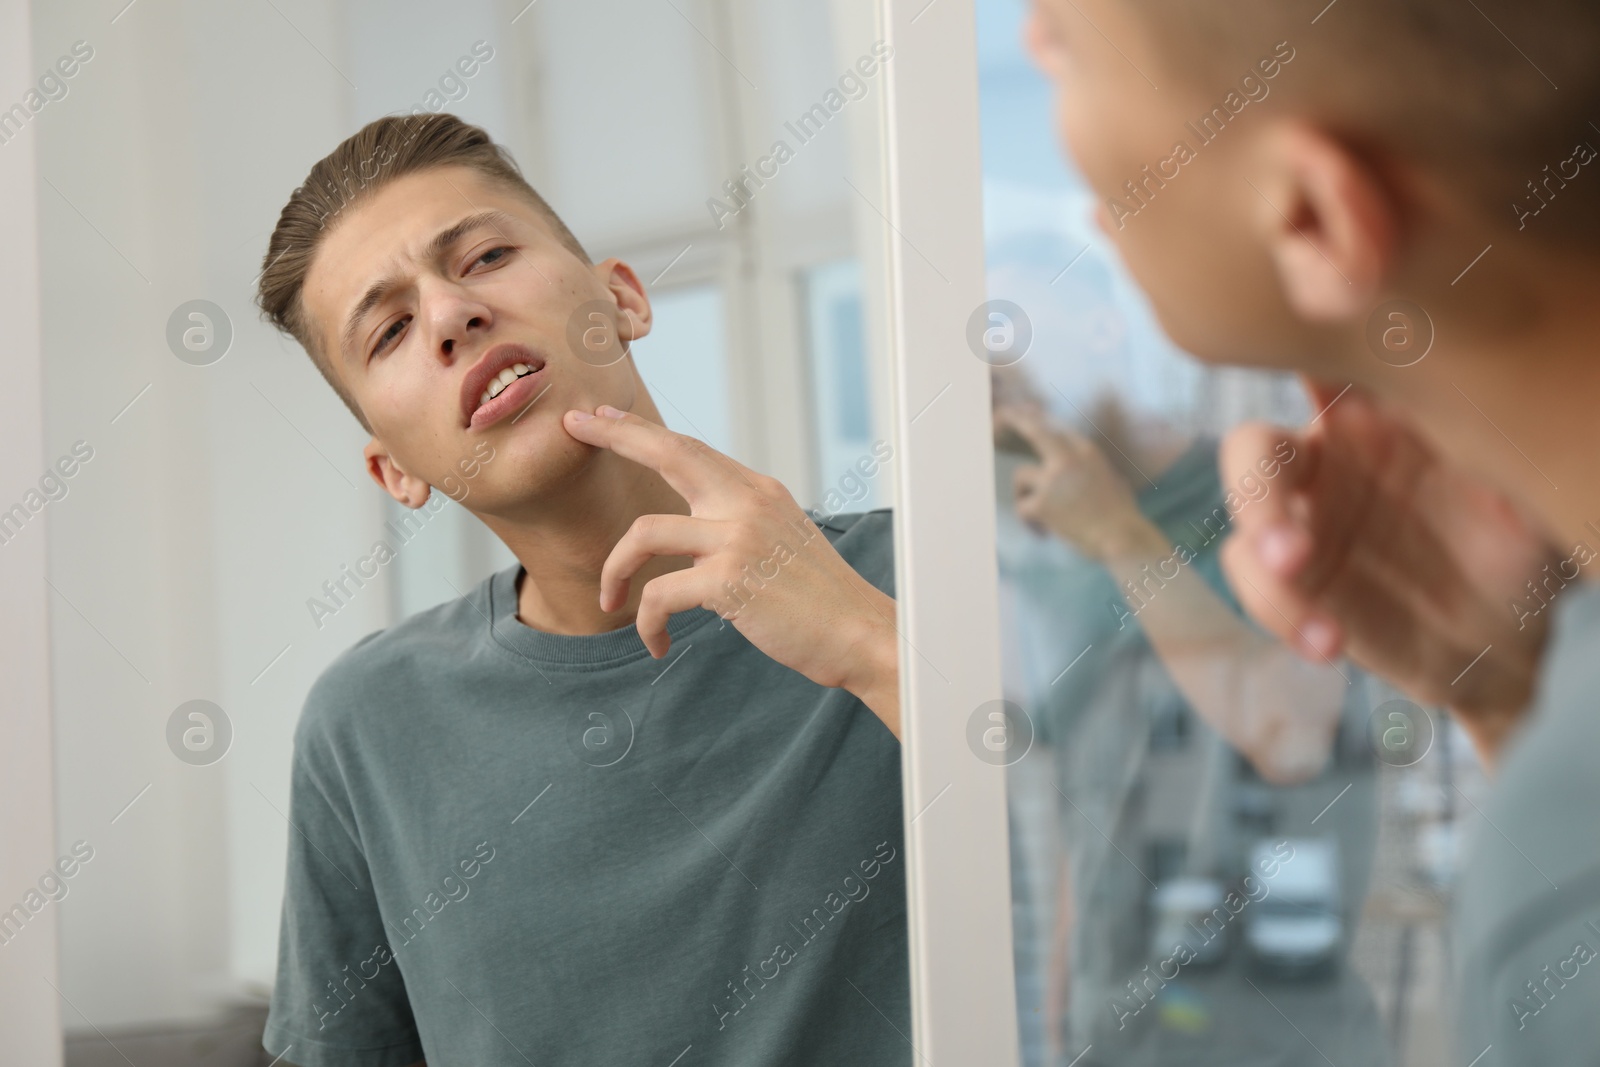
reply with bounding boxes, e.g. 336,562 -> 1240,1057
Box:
256,113 -> 591,433
1124,0 -> 1600,244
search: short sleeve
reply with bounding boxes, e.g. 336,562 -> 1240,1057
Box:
261,735 -> 425,1067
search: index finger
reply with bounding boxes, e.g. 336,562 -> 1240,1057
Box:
1219,421 -> 1317,518
1218,420 -> 1319,571
562,405 -> 751,503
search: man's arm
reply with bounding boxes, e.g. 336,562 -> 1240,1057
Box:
262,733 -> 426,1065
562,405 -> 902,738
997,404 -> 1342,783
1097,516 -> 1345,783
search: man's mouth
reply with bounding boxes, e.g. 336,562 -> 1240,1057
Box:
461,343 -> 551,430
478,362 -> 540,410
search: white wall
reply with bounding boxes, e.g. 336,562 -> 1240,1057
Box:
35,0 -> 384,1028
0,0 -> 64,1059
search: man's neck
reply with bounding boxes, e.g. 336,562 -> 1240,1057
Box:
481,446 -> 694,636
1352,241 -> 1600,554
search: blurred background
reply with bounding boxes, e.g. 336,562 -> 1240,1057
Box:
972,1 -> 1491,1064
24,0 -> 892,1061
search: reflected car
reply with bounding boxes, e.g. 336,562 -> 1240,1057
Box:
1244,837 -> 1343,978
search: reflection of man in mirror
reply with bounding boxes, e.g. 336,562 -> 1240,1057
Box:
1022,0 -> 1600,1064
252,113 -> 906,1066
992,376 -> 1388,1065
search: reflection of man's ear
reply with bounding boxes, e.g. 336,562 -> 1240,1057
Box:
1254,121 -> 1398,322
363,437 -> 432,508
596,258 -> 654,343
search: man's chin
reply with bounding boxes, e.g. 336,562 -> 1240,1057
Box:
468,433 -> 596,510
1120,285 -> 1245,366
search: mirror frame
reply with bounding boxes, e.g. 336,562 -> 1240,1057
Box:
881,0 -> 1021,1062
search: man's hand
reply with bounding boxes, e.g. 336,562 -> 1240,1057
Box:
1219,380 -> 1558,766
563,405 -> 900,738
993,404 -> 1157,559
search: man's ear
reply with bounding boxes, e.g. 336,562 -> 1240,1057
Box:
363,437 -> 433,508
596,258 -> 654,342
1253,122 -> 1399,321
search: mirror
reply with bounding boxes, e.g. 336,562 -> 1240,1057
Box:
29,1 -> 909,1063
973,1 -> 1469,1064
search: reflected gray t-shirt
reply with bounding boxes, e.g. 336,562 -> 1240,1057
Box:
261,509 -> 908,1067
1456,582 -> 1600,1065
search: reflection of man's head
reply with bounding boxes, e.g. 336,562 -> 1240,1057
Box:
255,114 -> 656,519
1023,0 -> 1600,378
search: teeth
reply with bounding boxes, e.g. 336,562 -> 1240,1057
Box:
478,362 -> 540,410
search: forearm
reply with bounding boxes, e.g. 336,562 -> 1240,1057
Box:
1095,517 -> 1342,783
838,585 -> 902,740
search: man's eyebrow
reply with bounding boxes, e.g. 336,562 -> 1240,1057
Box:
338,208 -> 520,361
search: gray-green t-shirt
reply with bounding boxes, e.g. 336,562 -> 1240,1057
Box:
262,509 -> 908,1067
1455,582 -> 1600,1065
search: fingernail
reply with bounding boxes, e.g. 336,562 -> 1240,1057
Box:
597,405 -> 626,418
568,410 -> 594,422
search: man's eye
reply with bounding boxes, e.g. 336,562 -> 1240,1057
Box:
472,246 -> 514,270
372,316 -> 408,357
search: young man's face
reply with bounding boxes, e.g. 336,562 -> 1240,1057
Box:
1023,0 -> 1331,370
302,164 -> 649,513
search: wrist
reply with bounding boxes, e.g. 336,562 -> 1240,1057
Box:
838,590 -> 901,738
1087,512 -> 1171,564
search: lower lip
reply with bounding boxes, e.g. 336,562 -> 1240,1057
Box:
469,367 -> 550,431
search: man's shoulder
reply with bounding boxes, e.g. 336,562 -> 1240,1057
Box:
811,504 -> 893,535
1457,585 -> 1600,1053
1475,584 -> 1600,871
294,569 -> 502,751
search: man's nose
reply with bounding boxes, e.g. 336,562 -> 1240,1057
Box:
423,282 -> 491,360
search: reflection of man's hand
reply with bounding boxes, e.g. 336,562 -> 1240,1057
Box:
1219,380 -> 1557,767
994,404 -> 1162,560
562,405 -> 901,737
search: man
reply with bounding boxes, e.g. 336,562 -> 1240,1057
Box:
1023,0 -> 1600,1060
253,112 -> 907,1066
